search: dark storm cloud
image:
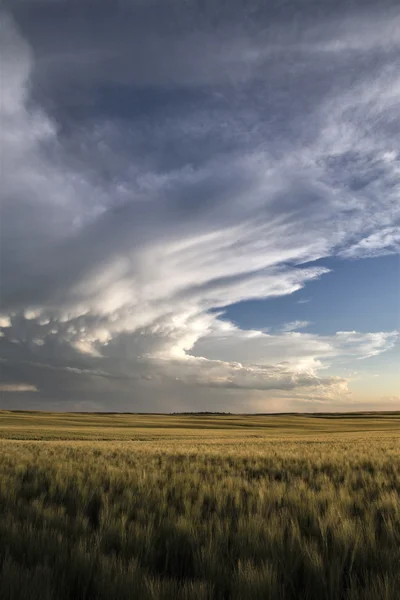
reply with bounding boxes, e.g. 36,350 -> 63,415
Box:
0,0 -> 399,410
6,0 -> 399,133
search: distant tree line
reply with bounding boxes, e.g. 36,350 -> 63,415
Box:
169,411 -> 233,415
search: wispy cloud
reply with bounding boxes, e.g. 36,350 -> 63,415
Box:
280,321 -> 311,333
0,383 -> 38,393
340,227 -> 400,259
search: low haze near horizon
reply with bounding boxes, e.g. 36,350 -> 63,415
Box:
0,0 -> 399,412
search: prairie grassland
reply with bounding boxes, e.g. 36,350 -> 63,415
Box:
0,412 -> 399,599
1,410 -> 400,440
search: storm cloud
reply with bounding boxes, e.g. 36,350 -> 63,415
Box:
0,1 -> 399,411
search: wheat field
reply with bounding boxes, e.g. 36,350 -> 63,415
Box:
0,411 -> 399,599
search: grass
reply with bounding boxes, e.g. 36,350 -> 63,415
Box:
0,411 -> 399,599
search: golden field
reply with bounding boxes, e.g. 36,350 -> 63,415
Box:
0,411 -> 399,599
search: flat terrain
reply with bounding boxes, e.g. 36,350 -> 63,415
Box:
1,410 -> 400,440
0,412 -> 399,599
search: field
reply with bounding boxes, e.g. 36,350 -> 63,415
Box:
0,411 -> 399,599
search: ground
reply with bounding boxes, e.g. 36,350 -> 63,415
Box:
0,411 -> 399,599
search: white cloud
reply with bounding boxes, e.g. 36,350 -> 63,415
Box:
334,331 -> 399,359
0,316 -> 11,328
280,321 -> 311,332
0,383 -> 38,393
340,227 -> 400,258
193,323 -> 398,370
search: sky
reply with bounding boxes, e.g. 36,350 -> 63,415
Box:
0,0 -> 399,413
